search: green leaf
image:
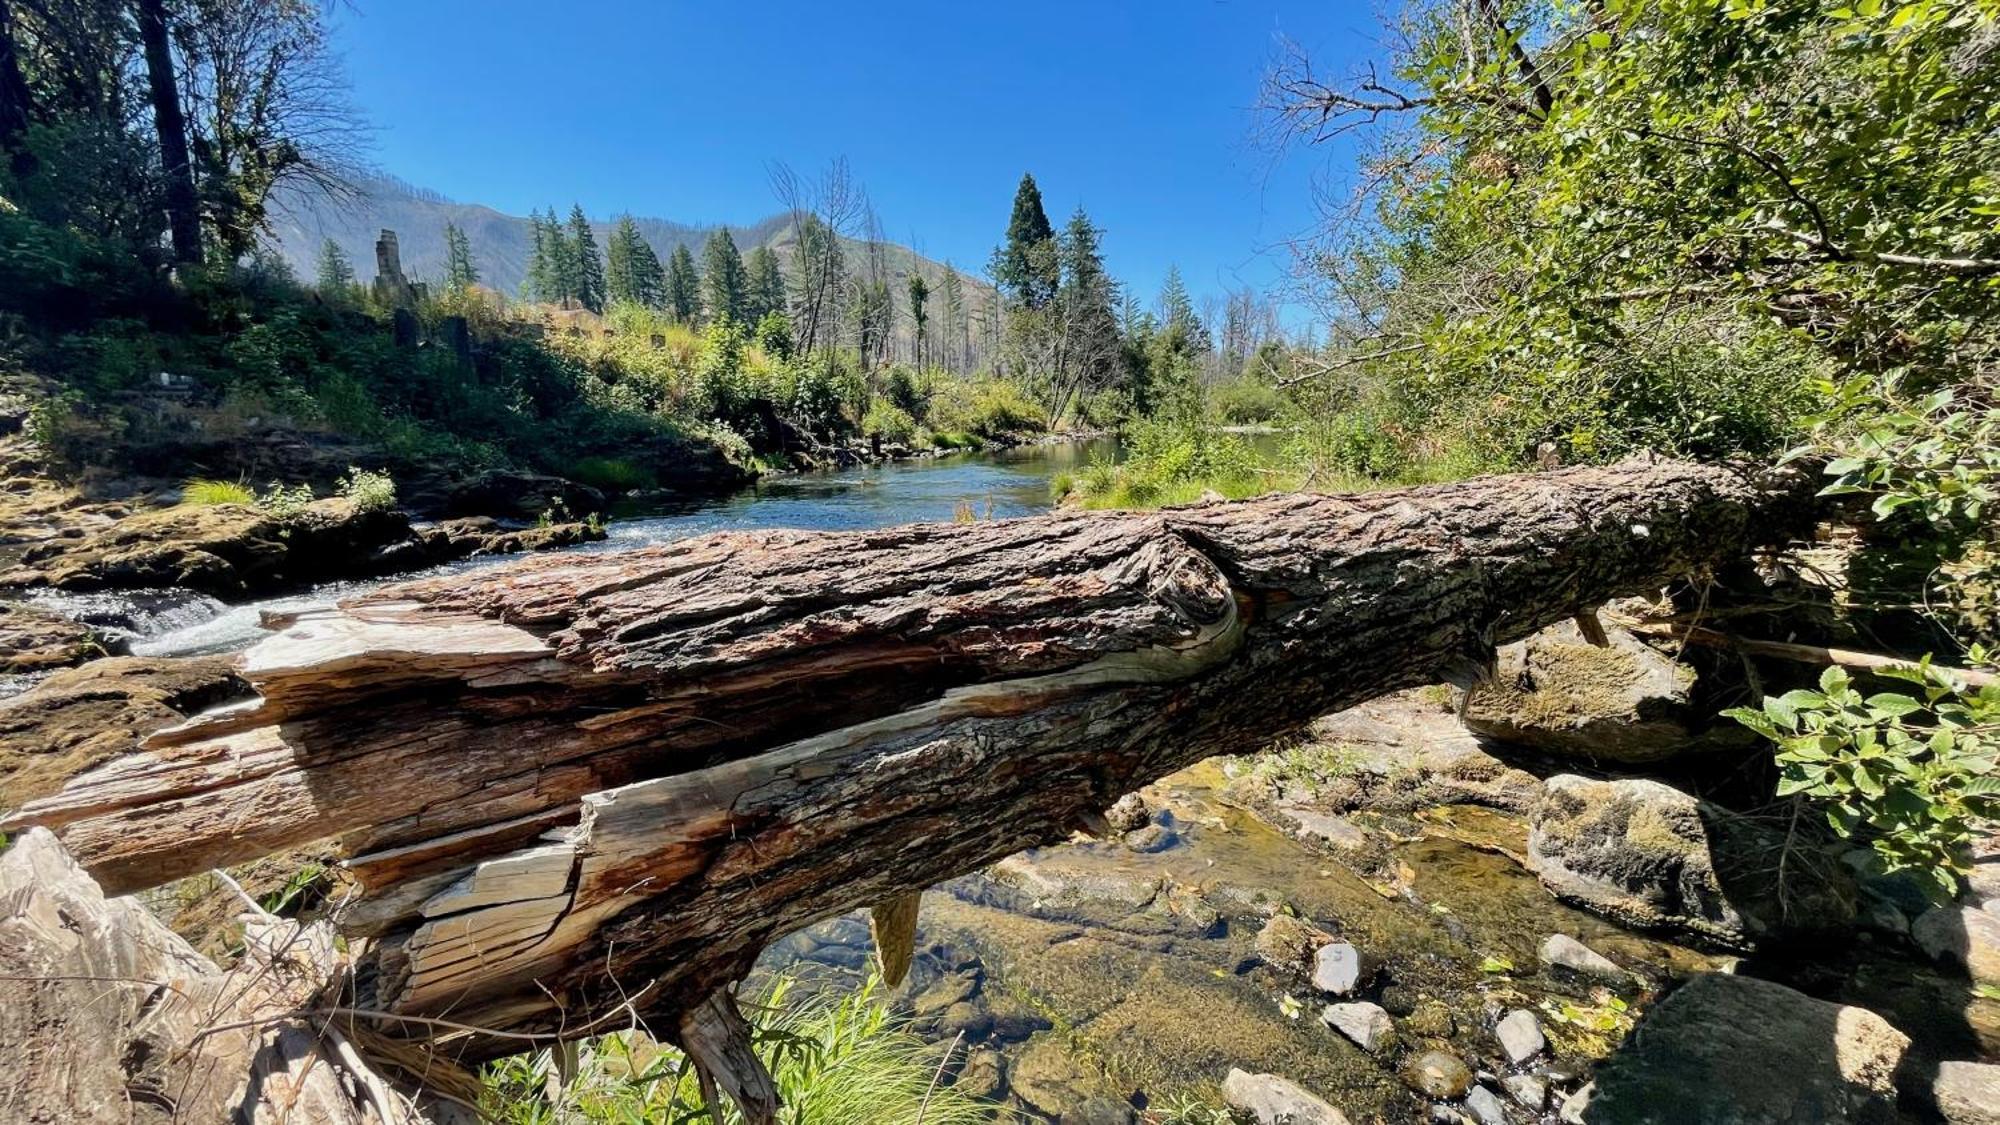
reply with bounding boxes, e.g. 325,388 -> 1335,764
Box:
1866,693 -> 1924,719
1821,666 -> 1852,695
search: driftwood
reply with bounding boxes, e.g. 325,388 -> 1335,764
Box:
0,457 -> 1820,1119
0,827 -> 452,1124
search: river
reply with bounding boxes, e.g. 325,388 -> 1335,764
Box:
17,439 -> 1119,666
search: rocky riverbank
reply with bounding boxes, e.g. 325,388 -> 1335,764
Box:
756,621 -> 2000,1125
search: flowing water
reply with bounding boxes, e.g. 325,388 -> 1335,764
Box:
20,439 -> 1119,664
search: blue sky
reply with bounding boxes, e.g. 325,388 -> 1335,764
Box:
329,1 -> 1382,321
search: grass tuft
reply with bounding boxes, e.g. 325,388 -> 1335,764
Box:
181,478 -> 255,506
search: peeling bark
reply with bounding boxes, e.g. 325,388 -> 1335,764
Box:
1,458 -> 1819,1080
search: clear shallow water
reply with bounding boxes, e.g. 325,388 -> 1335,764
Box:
43,440 -> 1118,661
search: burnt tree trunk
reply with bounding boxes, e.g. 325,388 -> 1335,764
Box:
136,0 -> 202,266
2,458 -> 1818,1110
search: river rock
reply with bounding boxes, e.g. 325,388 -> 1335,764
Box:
1502,1074 -> 1546,1110
1321,1001 -> 1395,1053
1459,618 -> 1750,763
1494,1009 -> 1544,1063
1222,1069 -> 1352,1125
1105,792 -> 1149,832
1930,1060 -> 2000,1125
1290,691 -> 1542,814
1912,905 -> 2000,987
1122,823 -> 1177,853
0,601 -> 120,673
1313,941 -> 1364,995
952,1046 -> 1006,1101
434,469 -> 606,521
1538,933 -> 1628,984
1465,1085 -> 1510,1125
1255,912 -> 1334,975
1528,774 -> 1854,946
937,1000 -> 993,1041
1276,807 -> 1370,850
1588,973 -> 1907,1123
1402,1051 -> 1474,1099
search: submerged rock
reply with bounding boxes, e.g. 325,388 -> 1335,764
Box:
1105,792 -> 1149,832
1459,618 -> 1750,763
1321,1001 -> 1395,1053
1538,933 -> 1629,985
1401,1050 -> 1474,1099
1222,1069 -> 1352,1125
1588,973 -> 1907,1123
952,1046 -> 1006,1101
1465,1085 -> 1510,1125
1254,913 -> 1334,976
1528,774 -> 1854,947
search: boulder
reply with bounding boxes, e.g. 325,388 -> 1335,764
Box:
1401,1050 -> 1474,1099
1321,1001 -> 1395,1053
1495,1009 -> 1544,1063
1222,1069 -> 1352,1125
952,1047 -> 1006,1101
1538,933 -> 1629,985
1588,974 -> 1908,1123
1930,1060 -> 2000,1125
1460,618 -> 1752,763
1528,774 -> 1854,947
1289,691 -> 1542,814
0,601 -> 120,674
1912,905 -> 2000,988
435,470 -> 606,521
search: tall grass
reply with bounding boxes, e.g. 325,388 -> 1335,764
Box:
181,478 -> 255,506
482,976 -> 994,1124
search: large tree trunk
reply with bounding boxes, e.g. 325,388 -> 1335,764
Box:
136,0 -> 201,265
0,0 -> 36,180
1,458 -> 1819,1116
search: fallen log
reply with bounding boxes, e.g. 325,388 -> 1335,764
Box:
1,457 -> 1819,1109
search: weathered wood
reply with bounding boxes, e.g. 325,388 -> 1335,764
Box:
1,457 -> 1819,1077
0,827 -> 447,1124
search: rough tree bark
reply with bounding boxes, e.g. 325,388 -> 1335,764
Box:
136,0 -> 202,265
1,458 -> 1819,1119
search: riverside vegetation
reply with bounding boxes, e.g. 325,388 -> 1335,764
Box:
2,1 -> 1999,1124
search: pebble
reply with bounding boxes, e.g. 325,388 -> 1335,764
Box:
1402,1050 -> 1474,1099
1465,1086 -> 1509,1125
1502,1074 -> 1547,1110
1538,933 -> 1627,984
1105,792 -> 1149,832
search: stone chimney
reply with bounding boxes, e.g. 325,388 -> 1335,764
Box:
372,229 -> 416,310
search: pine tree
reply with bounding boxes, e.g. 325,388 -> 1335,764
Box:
701,228 -> 747,325
314,238 -> 354,296
443,222 -> 478,292
1158,265 -> 1207,350
523,211 -> 552,302
906,273 -> 930,368
991,172 -> 1058,309
1048,207 -> 1122,424
665,244 -> 700,323
566,204 -> 605,313
530,208 -> 575,305
745,244 -> 786,323
629,229 -> 666,309
605,216 -> 661,308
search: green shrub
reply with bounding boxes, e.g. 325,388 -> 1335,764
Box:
182,478 -> 255,506
336,466 -> 397,513
256,481 -> 315,520
860,401 -> 917,445
1211,377 -> 1284,426
566,456 -> 656,493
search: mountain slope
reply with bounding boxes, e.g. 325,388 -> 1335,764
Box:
266,176 -> 992,329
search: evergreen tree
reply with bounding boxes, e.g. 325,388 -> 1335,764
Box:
314,238 -> 354,295
745,244 -> 786,323
701,228 -> 748,324
605,216 -> 664,308
566,204 -> 605,313
666,244 -> 701,323
523,211 -> 554,302
907,273 -> 930,367
1157,265 -> 1208,352
443,221 -> 478,292
1047,207 -> 1121,424
991,172 -> 1058,309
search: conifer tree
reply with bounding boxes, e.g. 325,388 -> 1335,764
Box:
314,238 -> 354,295
443,221 -> 478,292
991,173 -> 1058,309
605,216 -> 664,308
566,204 -> 605,313
745,244 -> 786,323
666,244 -> 700,323
940,264 -> 967,372
907,273 -> 930,368
701,228 -> 747,325
1158,265 -> 1207,351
